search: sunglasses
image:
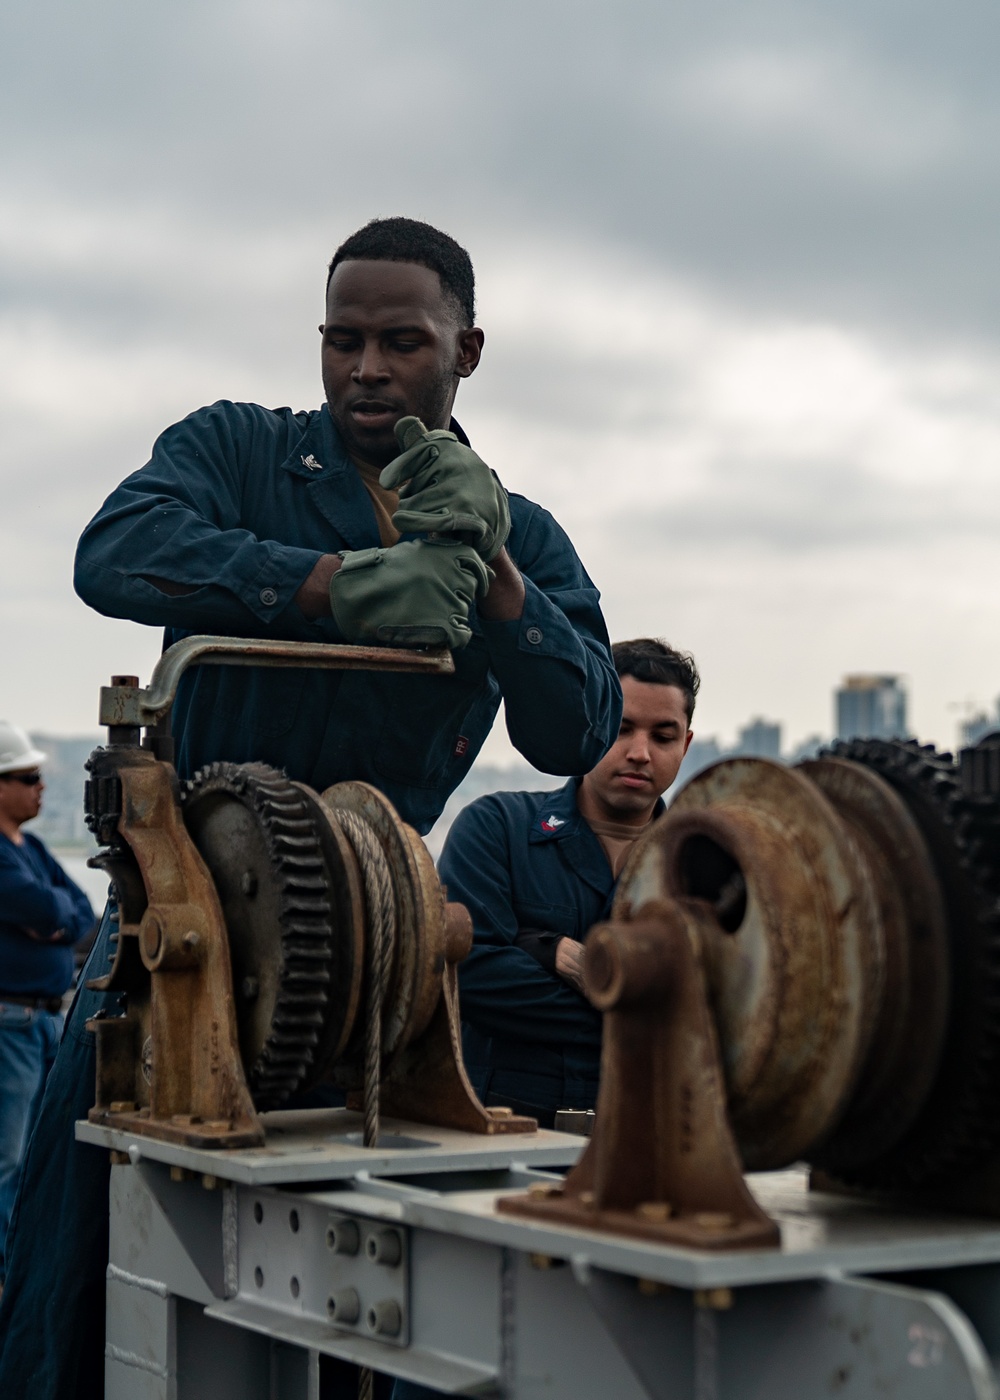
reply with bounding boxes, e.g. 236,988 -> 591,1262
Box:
2,772 -> 42,786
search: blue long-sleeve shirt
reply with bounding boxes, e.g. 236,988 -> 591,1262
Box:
74,402 -> 621,834
0,833 -> 95,997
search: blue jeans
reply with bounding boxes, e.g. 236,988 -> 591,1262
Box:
0,905 -> 118,1400
0,1000 -> 62,1279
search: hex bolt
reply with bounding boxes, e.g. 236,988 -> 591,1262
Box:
367,1299 -> 402,1338
327,1288 -> 361,1325
240,871 -> 258,897
365,1228 -> 402,1267
241,976 -> 260,1001
326,1219 -> 360,1255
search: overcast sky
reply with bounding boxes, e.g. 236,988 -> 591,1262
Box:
3,0 -> 1000,761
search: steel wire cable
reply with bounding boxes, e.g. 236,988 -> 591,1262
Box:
331,807 -> 396,1149
330,808 -> 396,1400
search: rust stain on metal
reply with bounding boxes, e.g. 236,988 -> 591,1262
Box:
650,759 -> 884,1168
87,749 -> 264,1149
799,758 -> 949,1173
500,899 -> 780,1249
86,635 -> 537,1154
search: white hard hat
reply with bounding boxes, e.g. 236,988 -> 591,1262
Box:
0,721 -> 47,775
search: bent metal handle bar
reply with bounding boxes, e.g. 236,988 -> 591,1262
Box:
99,634 -> 455,735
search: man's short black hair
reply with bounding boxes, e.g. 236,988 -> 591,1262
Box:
612,638 -> 700,722
327,218 -> 475,327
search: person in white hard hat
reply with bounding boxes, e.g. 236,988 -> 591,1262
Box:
0,722 -> 95,1287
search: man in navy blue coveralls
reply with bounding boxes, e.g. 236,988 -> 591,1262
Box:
446,639 -> 699,1127
0,723 -> 94,1285
0,218 -> 621,1399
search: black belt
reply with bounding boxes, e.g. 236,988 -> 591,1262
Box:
0,992 -> 63,1013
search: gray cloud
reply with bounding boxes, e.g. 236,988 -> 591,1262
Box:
4,0 -> 1000,750
4,0 -> 1000,340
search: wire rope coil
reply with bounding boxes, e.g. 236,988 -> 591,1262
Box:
330,807 -> 397,1150
329,808 -> 396,1400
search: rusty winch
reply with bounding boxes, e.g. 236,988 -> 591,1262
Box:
82,636 -> 534,1151
503,740 -> 1000,1249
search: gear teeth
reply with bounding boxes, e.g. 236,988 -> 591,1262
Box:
182,761 -> 335,1109
824,738 -> 1000,1187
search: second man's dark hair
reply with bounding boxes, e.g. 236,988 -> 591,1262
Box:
612,639 -> 700,722
327,217 -> 475,327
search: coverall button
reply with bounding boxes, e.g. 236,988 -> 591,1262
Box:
525,626 -> 543,645
259,587 -> 278,607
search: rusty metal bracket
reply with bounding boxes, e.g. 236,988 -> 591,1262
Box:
87,749 -> 265,1149
86,638 -> 538,1152
379,957 -> 536,1136
499,899 -> 779,1249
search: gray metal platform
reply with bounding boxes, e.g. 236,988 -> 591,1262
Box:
77,1107 -> 584,1184
78,1112 -> 1000,1289
85,1113 -> 1000,1397
335,1166 -> 1000,1289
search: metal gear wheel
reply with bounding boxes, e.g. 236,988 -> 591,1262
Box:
822,738 -> 1000,1189
181,762 -> 362,1109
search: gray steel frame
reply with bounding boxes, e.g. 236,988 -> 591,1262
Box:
87,1114 -> 1000,1399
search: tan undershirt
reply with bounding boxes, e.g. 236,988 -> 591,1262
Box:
354,460 -> 401,547
586,815 -> 655,878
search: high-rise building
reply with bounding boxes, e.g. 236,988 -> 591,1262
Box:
734,718 -> 782,760
960,702 -> 1000,748
835,675 -> 907,742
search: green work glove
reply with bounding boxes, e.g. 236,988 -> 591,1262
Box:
379,416 -> 511,562
329,538 -> 492,650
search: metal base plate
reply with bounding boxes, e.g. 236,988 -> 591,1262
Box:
76,1106 -> 584,1185
392,1168 -> 1000,1289
281,1167 -> 1000,1291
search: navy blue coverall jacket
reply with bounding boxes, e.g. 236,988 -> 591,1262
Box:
441,779 -> 665,1125
0,834 -> 95,997
73,401 -> 621,833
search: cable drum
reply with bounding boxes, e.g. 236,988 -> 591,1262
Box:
815,740 -> 1000,1190
610,741 -> 1000,1193
183,766 -> 451,1132
630,758 -> 886,1170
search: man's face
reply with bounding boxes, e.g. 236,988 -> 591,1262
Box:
320,259 -> 483,467
0,769 -> 44,828
581,677 -> 693,822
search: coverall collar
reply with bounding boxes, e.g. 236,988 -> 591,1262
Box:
528,776 -> 668,893
279,409 -> 471,551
